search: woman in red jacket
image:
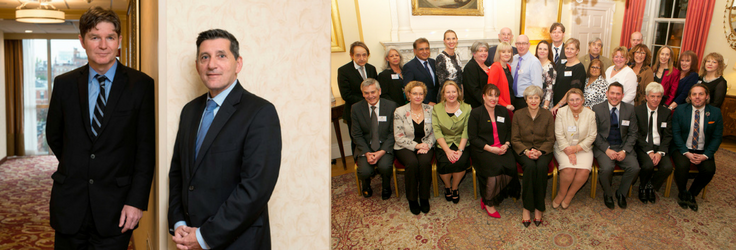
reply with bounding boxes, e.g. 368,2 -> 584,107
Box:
487,42 -> 516,111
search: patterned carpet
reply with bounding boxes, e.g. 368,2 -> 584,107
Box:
331,149 -> 736,249
0,156 -> 133,250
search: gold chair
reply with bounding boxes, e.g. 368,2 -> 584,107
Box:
663,163 -> 708,200
591,160 -> 633,198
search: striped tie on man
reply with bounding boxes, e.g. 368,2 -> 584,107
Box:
92,74 -> 108,138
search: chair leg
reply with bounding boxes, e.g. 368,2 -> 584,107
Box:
591,165 -> 598,198
627,185 -> 632,197
664,171 -> 673,197
552,168 -> 558,199
702,185 -> 708,201
355,164 -> 362,196
472,167 -> 477,200
432,162 -> 439,197
393,166 -> 399,198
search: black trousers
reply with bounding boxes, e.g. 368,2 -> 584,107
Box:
519,153 -> 553,212
635,147 -> 673,191
54,207 -> 132,249
395,148 -> 434,201
356,153 -> 394,191
672,151 -> 715,196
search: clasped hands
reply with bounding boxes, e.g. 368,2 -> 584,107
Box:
684,152 -> 706,165
605,148 -> 627,161
172,225 -> 203,250
366,150 -> 386,165
415,143 -> 430,154
648,152 -> 662,166
563,145 -> 581,165
446,148 -> 465,163
525,148 -> 542,160
486,143 -> 508,156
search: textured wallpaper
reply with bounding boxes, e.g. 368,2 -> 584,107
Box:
161,0 -> 330,249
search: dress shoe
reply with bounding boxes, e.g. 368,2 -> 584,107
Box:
551,201 -> 560,209
616,192 -> 627,209
444,188 -> 452,202
688,193 -> 698,212
522,220 -> 531,228
408,200 -> 420,215
481,200 -> 501,218
534,218 -> 543,227
452,189 -> 460,204
647,188 -> 657,204
420,199 -> 430,214
362,186 -> 373,198
638,188 -> 648,204
604,195 -> 615,209
381,189 -> 391,200
677,193 -> 690,209
561,202 -> 570,209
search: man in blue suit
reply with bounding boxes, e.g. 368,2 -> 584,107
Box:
403,38 -> 439,104
671,83 -> 723,212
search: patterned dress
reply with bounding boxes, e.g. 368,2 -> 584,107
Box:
436,51 -> 463,87
541,62 -> 557,106
583,76 -> 609,108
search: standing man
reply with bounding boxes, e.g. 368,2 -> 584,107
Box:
579,38 -> 613,71
485,27 -> 519,66
338,41 -> 378,153
352,79 -> 397,199
593,82 -> 640,209
672,84 -> 723,212
403,38 -> 439,104
629,32 -> 643,50
550,23 -> 567,66
634,83 -> 673,204
510,35 -> 543,109
46,7 -> 155,249
168,29 -> 282,249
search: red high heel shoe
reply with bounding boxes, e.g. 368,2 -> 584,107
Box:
480,200 -> 501,218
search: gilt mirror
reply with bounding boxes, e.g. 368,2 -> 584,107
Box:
726,0 -> 736,49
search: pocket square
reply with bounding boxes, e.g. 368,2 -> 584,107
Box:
708,121 -> 715,124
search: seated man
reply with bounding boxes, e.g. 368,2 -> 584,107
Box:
671,83 -> 723,212
634,82 -> 673,204
593,82 -> 640,209
351,78 -> 397,199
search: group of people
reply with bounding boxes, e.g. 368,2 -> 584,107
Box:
337,22 -> 726,227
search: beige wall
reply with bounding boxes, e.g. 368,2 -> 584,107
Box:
155,0 -> 330,249
704,0 -> 735,95
0,30 -> 6,161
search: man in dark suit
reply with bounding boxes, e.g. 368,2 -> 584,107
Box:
671,83 -> 723,212
338,41 -> 377,153
46,7 -> 155,248
485,27 -> 518,66
634,83 -> 673,204
593,82 -> 640,209
403,38 -> 439,104
169,29 -> 282,249
550,23 -> 567,66
352,78 -> 397,200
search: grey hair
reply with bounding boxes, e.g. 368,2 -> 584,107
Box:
645,82 -> 664,95
523,86 -> 544,100
361,78 -> 381,91
382,46 -> 404,71
471,41 -> 489,54
588,37 -> 602,46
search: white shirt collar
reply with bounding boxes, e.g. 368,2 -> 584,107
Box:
353,61 -> 364,70
607,102 -> 621,111
369,100 -> 380,112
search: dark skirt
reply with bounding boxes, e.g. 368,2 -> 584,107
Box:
471,147 -> 520,205
469,147 -> 516,177
436,144 -> 470,174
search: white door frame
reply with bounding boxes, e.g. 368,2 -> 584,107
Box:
569,1 -> 616,58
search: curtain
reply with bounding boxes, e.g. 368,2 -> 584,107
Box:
4,40 -> 24,156
619,0 -> 647,48
681,0 -> 716,63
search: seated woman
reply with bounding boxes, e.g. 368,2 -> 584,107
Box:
468,84 -> 520,218
487,42 -> 516,111
552,88 -> 597,209
551,38 -> 586,112
377,46 -> 406,104
668,50 -> 700,109
630,44 -> 654,106
394,81 -> 436,215
583,59 -> 609,108
605,46 -> 637,105
463,41 -> 490,108
511,86 -> 555,227
699,52 -> 728,109
536,40 -> 557,110
431,81 -> 472,204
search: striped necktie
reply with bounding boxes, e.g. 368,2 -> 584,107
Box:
92,74 -> 108,138
692,110 -> 700,149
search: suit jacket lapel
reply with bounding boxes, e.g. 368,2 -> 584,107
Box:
415,59 -> 431,79
192,82 -> 244,174
76,67 -> 94,140
97,62 -> 127,138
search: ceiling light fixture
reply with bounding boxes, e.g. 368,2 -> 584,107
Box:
16,0 -> 65,24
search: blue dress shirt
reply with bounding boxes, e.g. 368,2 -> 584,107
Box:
509,52 -> 543,97
87,62 -> 118,125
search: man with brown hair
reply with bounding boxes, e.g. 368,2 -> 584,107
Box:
46,6 -> 155,249
338,41 -> 377,153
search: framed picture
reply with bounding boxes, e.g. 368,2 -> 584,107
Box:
412,0 -> 484,16
520,0 -> 562,45
331,0 -> 346,52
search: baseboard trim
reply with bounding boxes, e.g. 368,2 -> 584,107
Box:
0,156 -> 7,165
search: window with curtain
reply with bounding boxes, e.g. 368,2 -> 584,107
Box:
21,39 -> 87,155
651,0 -> 688,64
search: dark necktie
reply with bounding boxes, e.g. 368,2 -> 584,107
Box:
92,74 -> 108,138
513,56 -> 523,96
554,47 -> 560,63
423,61 -> 434,86
648,111 -> 655,149
370,106 -> 380,151
611,107 -> 618,127
195,99 -> 218,159
692,110 -> 700,150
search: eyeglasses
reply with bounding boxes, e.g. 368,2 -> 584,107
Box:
515,42 -> 529,46
635,51 -> 647,55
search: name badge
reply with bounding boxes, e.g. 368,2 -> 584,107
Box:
568,126 -> 577,132
391,74 -> 400,80
378,116 -> 387,122
497,116 -> 505,123
454,109 -> 463,117
621,120 -> 630,126
564,71 -> 572,77
561,59 -> 567,64
425,117 -> 432,124
660,122 -> 667,128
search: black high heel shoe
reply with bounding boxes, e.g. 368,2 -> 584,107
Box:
452,189 -> 459,204
522,220 -> 531,228
444,188 -> 452,202
534,218 -> 543,227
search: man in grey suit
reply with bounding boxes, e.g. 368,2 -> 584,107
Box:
593,82 -> 640,209
351,78 -> 397,200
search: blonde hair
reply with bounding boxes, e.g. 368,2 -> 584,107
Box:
439,81 -> 464,103
494,42 -> 513,63
653,46 -> 675,77
404,81 -> 427,96
699,52 -> 725,77
611,46 -> 629,64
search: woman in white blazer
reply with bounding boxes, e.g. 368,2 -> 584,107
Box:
394,81 -> 436,215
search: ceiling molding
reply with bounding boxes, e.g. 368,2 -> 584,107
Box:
0,8 -> 127,21
4,33 -> 79,39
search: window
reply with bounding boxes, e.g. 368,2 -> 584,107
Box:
650,0 -> 688,64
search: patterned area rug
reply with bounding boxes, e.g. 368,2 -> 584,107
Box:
0,156 -> 133,250
331,149 -> 736,249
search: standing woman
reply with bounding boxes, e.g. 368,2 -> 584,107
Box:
552,89 -> 597,209
536,40 -> 557,109
653,46 -> 679,105
668,50 -> 700,109
378,46 -> 407,104
630,44 -> 654,106
436,30 -> 463,101
432,81 -> 472,203
463,41 -> 490,108
699,52 -> 728,108
468,84 -> 519,218
511,86 -> 555,227
488,42 -> 516,111
605,46 -> 638,105
551,38 -> 586,112
583,59 -> 609,108
394,81 -> 436,215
